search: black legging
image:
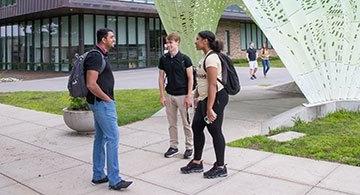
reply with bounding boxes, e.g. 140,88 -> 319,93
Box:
192,89 -> 229,166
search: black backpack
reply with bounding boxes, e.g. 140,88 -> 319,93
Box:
203,51 -> 241,95
67,50 -> 106,97
179,53 -> 197,90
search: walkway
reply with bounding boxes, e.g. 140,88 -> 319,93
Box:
0,89 -> 359,194
0,68 -> 359,194
0,67 -> 293,92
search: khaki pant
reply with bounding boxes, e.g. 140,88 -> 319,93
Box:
165,94 -> 193,150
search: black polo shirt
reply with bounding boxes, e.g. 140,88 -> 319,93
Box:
158,52 -> 192,96
247,48 -> 257,61
84,46 -> 115,104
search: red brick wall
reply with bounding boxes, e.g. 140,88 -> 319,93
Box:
216,20 -> 277,59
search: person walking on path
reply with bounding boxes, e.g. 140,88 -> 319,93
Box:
85,28 -> 132,190
247,42 -> 258,80
158,32 -> 194,159
260,43 -> 270,77
180,30 -> 229,179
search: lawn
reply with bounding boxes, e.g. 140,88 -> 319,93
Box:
228,110 -> 360,166
0,89 -> 162,126
233,57 -> 285,68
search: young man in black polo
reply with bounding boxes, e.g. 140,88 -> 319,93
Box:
84,28 -> 132,190
158,32 -> 194,159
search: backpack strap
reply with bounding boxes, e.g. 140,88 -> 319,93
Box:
202,51 -> 223,85
88,49 -> 106,74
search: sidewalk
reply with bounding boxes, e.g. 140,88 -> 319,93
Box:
1,88 -> 359,195
0,67 -> 293,92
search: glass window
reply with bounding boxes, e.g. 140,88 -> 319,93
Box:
137,17 -> 146,67
107,16 -> 117,66
42,19 -> 50,65
117,16 -> 127,69
6,25 -> 12,69
0,26 -> 5,69
246,23 -> 252,44
71,15 -> 79,46
51,18 -> 59,47
19,23 -> 26,66
61,16 -> 69,71
257,27 -> 263,48
34,20 -> 41,68
84,14 -> 94,51
117,17 -> 126,45
240,23 -> 269,50
25,22 -> 33,70
70,15 -> 79,67
128,17 -> 136,44
11,24 -> 20,70
240,23 -> 246,50
128,17 -> 137,68
251,24 -> 257,46
95,15 -> 105,33
107,16 -> 116,32
51,18 -> 60,71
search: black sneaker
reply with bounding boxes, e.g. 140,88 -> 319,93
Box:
253,75 -> 257,79
109,180 -> 133,190
203,163 -> 228,179
180,160 -> 203,174
183,149 -> 193,159
164,147 -> 179,158
91,176 -> 108,185
250,76 -> 254,80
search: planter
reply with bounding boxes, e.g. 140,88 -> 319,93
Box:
63,108 -> 94,133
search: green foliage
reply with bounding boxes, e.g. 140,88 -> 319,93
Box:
233,57 -> 285,68
0,89 -> 162,126
228,111 -> 360,166
68,97 -> 89,111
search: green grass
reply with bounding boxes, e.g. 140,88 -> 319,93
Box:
0,89 -> 162,126
228,110 -> 360,166
233,57 -> 285,68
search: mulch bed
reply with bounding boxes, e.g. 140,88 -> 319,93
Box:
0,70 -> 69,81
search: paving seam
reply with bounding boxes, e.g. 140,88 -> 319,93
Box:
121,126 -> 169,136
192,169 -> 242,195
306,185 -> 357,195
241,170 -> 354,195
0,172 -> 44,195
308,164 -> 357,195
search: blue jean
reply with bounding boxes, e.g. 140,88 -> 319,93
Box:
89,100 -> 121,186
262,59 -> 270,76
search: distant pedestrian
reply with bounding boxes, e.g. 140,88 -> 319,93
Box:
85,28 -> 132,191
180,30 -> 229,179
260,43 -> 270,77
247,42 -> 258,80
158,32 -> 194,159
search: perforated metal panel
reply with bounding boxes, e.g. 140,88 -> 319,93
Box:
155,0 -> 360,105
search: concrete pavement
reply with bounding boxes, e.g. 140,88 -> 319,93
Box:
0,68 -> 359,194
1,87 -> 359,194
0,67 -> 293,92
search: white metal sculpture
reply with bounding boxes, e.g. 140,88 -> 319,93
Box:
155,0 -> 360,105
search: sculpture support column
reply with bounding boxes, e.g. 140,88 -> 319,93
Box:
155,0 -> 360,105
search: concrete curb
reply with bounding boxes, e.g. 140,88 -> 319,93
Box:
261,101 -> 360,134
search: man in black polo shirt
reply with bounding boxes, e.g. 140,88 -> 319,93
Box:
158,32 -> 194,159
84,28 -> 132,191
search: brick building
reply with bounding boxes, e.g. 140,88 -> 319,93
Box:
0,0 -> 275,72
